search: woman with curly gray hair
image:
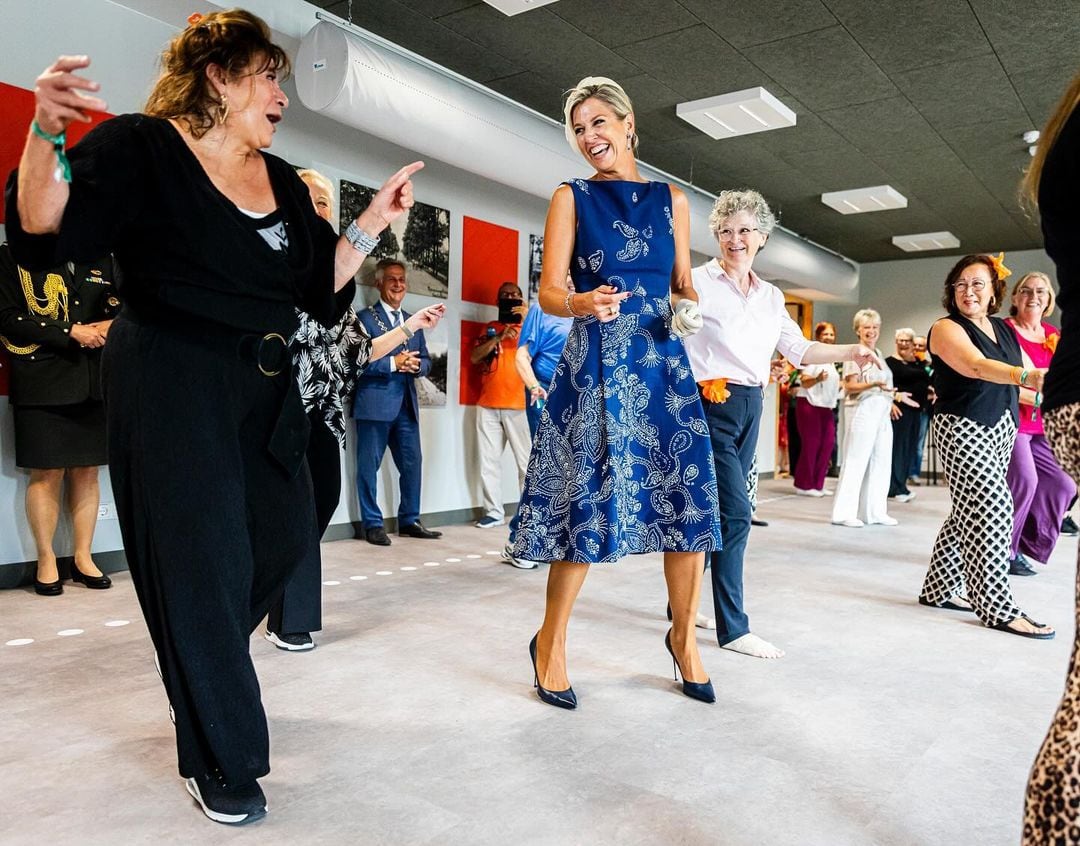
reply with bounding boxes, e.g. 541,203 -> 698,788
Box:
683,189 -> 881,659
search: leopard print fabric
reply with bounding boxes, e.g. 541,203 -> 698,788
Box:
1024,402 -> 1080,845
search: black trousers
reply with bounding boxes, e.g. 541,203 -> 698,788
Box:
889,405 -> 921,496
267,414 -> 340,635
102,314 -> 317,783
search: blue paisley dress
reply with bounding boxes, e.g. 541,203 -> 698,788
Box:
511,179 -> 723,564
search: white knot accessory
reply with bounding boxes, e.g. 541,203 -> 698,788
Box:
670,299 -> 703,338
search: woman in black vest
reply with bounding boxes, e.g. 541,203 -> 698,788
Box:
918,253 -> 1053,639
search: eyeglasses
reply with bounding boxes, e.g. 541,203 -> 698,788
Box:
1017,287 -> 1049,298
717,227 -> 759,241
953,279 -> 987,292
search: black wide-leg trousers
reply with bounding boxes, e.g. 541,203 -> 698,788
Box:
102,314 -> 317,783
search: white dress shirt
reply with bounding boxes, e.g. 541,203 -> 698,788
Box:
683,259 -> 813,386
842,354 -> 892,406
800,364 -> 841,408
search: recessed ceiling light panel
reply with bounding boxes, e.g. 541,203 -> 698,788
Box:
676,87 -> 796,140
821,185 -> 907,215
891,231 -> 960,252
481,0 -> 560,15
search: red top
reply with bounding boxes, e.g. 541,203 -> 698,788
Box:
1006,318 -> 1059,435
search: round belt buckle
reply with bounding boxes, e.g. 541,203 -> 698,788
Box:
257,332 -> 287,377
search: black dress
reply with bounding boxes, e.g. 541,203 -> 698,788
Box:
5,114 -> 340,786
0,244 -> 121,467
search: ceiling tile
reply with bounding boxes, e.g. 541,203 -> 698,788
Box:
750,25 -> 899,111
486,71 -> 568,120
819,96 -> 943,154
969,0 -> 1080,76
1010,63 -> 1079,127
678,0 -> 838,49
437,5 -> 638,82
892,54 -> 1027,130
332,0 -> 520,82
825,0 -> 989,73
614,25 -> 763,100
780,142 -> 891,190
551,0 -> 698,48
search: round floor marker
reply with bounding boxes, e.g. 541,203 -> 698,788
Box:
423,561 -> 440,567
323,580 -> 341,586
5,638 -> 33,647
446,558 -> 461,563
466,554 -> 481,559
401,566 -> 416,571
349,575 -> 368,581
57,629 -> 84,637
375,570 -> 393,576
104,620 -> 130,627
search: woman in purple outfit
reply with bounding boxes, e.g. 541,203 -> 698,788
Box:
1004,271 -> 1075,576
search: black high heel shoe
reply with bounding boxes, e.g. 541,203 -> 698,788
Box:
70,564 -> 112,590
529,633 -> 577,710
664,629 -> 716,704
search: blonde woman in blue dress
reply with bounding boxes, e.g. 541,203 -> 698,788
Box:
511,77 -> 723,708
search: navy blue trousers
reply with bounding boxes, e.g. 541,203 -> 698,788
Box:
354,414 -> 421,529
703,385 -> 763,645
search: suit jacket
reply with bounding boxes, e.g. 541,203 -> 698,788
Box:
351,303 -> 430,422
0,243 -> 122,406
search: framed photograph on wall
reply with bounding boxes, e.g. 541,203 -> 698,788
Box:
417,317 -> 448,408
527,234 -> 543,304
339,179 -> 450,299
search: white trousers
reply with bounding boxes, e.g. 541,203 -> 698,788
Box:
477,406 -> 531,519
831,394 -> 893,524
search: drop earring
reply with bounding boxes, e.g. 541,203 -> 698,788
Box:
217,92 -> 229,126
626,133 -> 632,151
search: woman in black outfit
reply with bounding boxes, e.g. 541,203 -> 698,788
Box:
5,10 -> 434,825
0,245 -> 119,594
886,327 -> 930,502
917,254 -> 1052,639
1022,69 -> 1080,845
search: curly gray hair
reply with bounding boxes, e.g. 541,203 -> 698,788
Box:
707,189 -> 777,240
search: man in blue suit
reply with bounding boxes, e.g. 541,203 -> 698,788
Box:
353,260 -> 441,545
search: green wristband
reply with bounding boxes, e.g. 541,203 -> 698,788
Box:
30,120 -> 72,183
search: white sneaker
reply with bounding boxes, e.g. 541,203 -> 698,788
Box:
820,489 -> 834,496
895,492 -> 916,503
502,543 -> 539,570
832,518 -> 864,528
794,487 -> 823,497
872,516 -> 899,526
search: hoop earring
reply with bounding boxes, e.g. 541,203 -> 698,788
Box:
217,92 -> 229,126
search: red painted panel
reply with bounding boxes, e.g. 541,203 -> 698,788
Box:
459,319 -> 492,407
461,215 -> 518,305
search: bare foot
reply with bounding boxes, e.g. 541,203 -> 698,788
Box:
669,629 -> 709,683
722,633 -> 785,659
995,616 -> 1055,639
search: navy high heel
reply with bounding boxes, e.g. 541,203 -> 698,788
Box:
664,629 -> 716,704
529,633 -> 577,710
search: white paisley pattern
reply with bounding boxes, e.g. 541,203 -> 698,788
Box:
511,180 -> 722,563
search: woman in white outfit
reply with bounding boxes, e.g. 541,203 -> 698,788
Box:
832,309 -> 917,527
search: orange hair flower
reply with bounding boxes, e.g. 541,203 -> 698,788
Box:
187,12 -> 204,26
698,378 -> 730,404
987,251 -> 1012,280
1045,332 -> 1059,354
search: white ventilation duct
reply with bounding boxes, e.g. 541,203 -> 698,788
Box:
295,19 -> 858,296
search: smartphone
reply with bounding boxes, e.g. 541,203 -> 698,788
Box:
498,298 -> 523,324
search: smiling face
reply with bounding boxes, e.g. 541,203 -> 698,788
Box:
301,174 -> 334,222
715,209 -> 766,267
856,318 -> 881,348
215,55 -> 288,149
378,264 -> 408,310
572,97 -> 633,173
952,263 -> 993,320
817,325 -> 836,344
895,334 -> 915,361
1012,276 -> 1051,322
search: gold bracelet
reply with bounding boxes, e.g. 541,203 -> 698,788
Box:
564,290 -> 582,317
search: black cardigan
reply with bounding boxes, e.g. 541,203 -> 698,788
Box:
4,114 -> 339,336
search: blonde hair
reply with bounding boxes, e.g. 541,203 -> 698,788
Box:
297,168 -> 335,218
1010,271 -> 1056,318
707,189 -> 777,239
563,77 -> 637,156
853,308 -> 881,333
1023,69 -> 1080,206
145,8 -> 289,139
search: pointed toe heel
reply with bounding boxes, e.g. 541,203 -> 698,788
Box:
664,630 -> 716,704
529,634 -> 577,710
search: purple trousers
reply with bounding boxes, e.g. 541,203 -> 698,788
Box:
1007,432 -> 1076,562
793,398 -> 835,492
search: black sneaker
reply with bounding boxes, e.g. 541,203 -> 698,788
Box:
1008,555 -> 1037,577
1062,516 -> 1079,536
186,772 -> 267,825
265,630 -> 315,651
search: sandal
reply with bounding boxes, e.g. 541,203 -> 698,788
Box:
918,596 -> 973,613
989,615 -> 1055,640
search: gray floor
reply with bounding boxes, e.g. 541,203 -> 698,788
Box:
0,479 -> 1074,845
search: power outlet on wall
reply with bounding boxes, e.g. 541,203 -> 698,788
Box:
98,502 -> 117,520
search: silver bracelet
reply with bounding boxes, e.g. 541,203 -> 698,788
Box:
399,322 -> 414,339
564,290 -> 582,317
345,220 -> 380,255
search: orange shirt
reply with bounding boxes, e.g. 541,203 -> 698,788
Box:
476,322 -> 525,410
